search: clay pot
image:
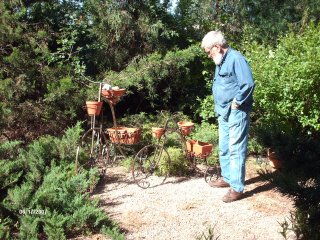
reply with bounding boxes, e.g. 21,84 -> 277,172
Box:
107,127 -> 127,144
86,101 -> 103,116
101,89 -> 126,98
125,127 -> 142,144
267,148 -> 282,169
151,127 -> 165,139
106,127 -> 141,144
177,121 -> 194,136
186,139 -> 197,152
193,140 -> 213,158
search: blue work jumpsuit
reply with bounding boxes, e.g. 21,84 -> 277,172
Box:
212,48 -> 255,192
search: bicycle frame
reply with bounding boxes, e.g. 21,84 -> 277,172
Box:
76,81 -> 128,174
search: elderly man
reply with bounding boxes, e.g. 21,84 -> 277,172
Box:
201,31 -> 255,203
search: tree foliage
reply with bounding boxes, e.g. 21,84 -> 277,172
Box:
0,1 -> 88,141
1,0 -> 319,141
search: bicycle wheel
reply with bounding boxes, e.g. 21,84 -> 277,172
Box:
76,128 -> 109,173
105,142 -> 127,165
204,164 -> 221,183
132,144 -> 170,189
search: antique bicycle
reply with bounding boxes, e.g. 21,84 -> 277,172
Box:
131,111 -> 221,188
75,82 -> 141,175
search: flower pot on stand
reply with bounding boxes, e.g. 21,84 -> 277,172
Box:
177,121 -> 194,136
86,101 -> 103,116
193,141 -> 213,158
107,127 -> 128,144
267,148 -> 282,169
151,127 -> 165,139
125,127 -> 142,144
101,89 -> 125,105
101,89 -> 126,98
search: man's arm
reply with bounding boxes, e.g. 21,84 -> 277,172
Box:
233,56 -> 255,106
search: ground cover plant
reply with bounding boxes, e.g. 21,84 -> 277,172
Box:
0,123 -> 124,239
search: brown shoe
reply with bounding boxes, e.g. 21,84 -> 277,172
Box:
208,178 -> 230,188
222,188 -> 243,203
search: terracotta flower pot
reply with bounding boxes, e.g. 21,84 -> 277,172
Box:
86,101 -> 103,116
267,148 -> 282,169
151,127 -> 165,139
101,89 -> 126,98
186,139 -> 197,152
107,127 -> 141,144
177,121 -> 194,136
193,140 -> 213,158
125,127 -> 142,144
107,127 -> 127,144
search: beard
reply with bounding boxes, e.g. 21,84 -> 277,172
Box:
213,52 -> 223,65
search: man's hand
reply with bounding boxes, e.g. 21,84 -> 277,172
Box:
231,101 -> 240,109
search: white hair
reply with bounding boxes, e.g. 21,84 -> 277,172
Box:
201,31 -> 228,49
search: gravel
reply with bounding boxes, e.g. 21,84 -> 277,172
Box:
94,161 -> 296,240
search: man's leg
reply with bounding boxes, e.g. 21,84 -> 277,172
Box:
228,109 -> 250,193
218,115 -> 231,183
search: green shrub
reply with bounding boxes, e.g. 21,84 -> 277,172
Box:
247,134 -> 264,156
249,29 -> 320,236
107,45 -> 207,117
0,123 -> 123,239
166,147 -> 189,176
247,23 -> 320,133
0,218 -> 12,240
197,95 -> 216,123
190,122 -> 219,146
101,225 -> 125,240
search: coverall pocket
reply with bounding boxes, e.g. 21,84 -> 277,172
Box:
229,109 -> 247,127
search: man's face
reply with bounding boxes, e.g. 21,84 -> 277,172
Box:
205,45 -> 218,58
205,45 -> 223,65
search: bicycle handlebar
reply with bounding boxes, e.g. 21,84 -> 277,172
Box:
160,110 -> 181,121
81,73 -> 106,85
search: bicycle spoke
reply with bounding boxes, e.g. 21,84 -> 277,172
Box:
132,144 -> 170,189
76,128 -> 109,174
204,165 -> 221,183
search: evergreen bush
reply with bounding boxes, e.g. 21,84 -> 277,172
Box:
0,123 -> 123,239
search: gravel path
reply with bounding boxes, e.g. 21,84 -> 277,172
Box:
94,160 -> 295,240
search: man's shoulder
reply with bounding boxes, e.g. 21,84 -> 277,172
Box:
228,48 -> 246,60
